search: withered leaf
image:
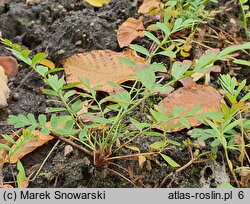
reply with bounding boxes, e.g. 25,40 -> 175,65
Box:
138,155 -> 146,169
0,56 -> 19,79
138,0 -> 162,14
61,49 -> 146,93
239,168 -> 250,187
155,80 -> 223,132
117,18 -> 145,48
0,65 -> 10,109
0,0 -> 4,6
0,184 -> 14,188
8,126 -> 54,163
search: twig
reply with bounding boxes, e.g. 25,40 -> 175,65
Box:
160,146 -> 195,187
50,131 -> 93,156
29,140 -> 60,182
8,162 -> 17,188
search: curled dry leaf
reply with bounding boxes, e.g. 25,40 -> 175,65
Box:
0,56 -> 19,108
0,56 -> 19,79
138,155 -> 146,169
117,18 -> 145,48
0,65 -> 10,109
138,0 -> 162,14
155,79 -> 223,132
61,49 -> 146,93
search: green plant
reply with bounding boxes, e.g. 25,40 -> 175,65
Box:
16,160 -> 28,188
0,38 -> 192,167
1,16 -> 250,179
164,0 -> 218,21
239,0 -> 250,37
0,129 -> 33,188
0,129 -> 36,164
190,74 -> 250,187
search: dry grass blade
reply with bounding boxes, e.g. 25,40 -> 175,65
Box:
0,56 -> 19,79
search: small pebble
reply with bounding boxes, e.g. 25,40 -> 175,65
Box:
44,171 -> 54,181
12,92 -> 19,101
83,157 -> 90,166
64,145 -> 74,157
57,49 -> 65,54
57,5 -> 64,10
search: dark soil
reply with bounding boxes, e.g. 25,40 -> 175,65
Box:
0,0 -> 249,188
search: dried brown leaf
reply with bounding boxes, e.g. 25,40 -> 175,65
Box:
138,0 -> 162,14
0,65 -> 10,109
9,127 -> 54,163
0,56 -> 19,78
155,82 -> 223,132
117,18 -> 145,48
0,0 -> 5,6
138,155 -> 146,169
19,178 -> 29,188
0,184 -> 14,188
61,49 -> 146,93
239,168 -> 250,187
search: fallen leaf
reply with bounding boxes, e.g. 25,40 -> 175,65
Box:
84,0 -> 110,7
155,79 -> 223,132
0,184 -> 13,188
138,155 -> 146,169
125,145 -> 140,152
0,56 -> 19,78
117,18 -> 145,48
61,49 -> 146,93
0,0 -> 4,6
8,127 -> 54,163
0,65 -> 10,109
20,178 -> 30,188
138,0 -> 162,14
